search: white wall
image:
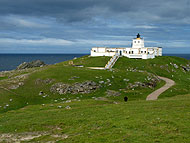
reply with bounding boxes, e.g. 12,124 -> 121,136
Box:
91,47 -> 115,56
132,38 -> 145,48
91,47 -> 162,59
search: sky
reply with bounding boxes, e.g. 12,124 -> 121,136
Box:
0,0 -> 189,54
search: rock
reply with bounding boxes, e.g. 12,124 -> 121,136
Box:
113,101 -> 118,104
171,69 -> 176,72
39,91 -> 44,95
99,81 -> 104,84
65,106 -> 71,109
9,84 -> 20,89
58,106 -> 62,108
127,76 -> 159,89
95,97 -> 108,101
69,76 -> 80,80
35,78 -> 55,85
181,66 -> 190,72
173,64 -> 179,69
18,82 -> 24,86
50,81 -> 100,95
65,100 -> 71,103
16,60 -> 46,70
123,79 -> 130,82
73,65 -> 84,67
50,83 -> 69,94
106,90 -> 121,97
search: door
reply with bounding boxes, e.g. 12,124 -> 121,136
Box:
120,51 -> 122,56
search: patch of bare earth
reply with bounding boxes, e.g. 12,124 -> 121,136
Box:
0,67 -> 47,94
0,132 -> 68,143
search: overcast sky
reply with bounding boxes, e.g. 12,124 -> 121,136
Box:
0,0 -> 189,54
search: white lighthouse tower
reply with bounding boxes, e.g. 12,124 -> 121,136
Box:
132,33 -> 145,48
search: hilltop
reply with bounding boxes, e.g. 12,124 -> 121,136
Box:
0,56 -> 190,142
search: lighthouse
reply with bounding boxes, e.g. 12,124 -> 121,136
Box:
132,33 -> 145,48
90,33 -> 162,59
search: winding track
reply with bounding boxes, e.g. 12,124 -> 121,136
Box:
146,76 -> 175,101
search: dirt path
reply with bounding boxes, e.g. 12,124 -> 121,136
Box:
146,76 -> 175,101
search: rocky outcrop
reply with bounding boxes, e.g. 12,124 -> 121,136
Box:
16,60 -> 46,70
9,82 -> 24,89
181,65 -> 190,72
127,76 -> 160,89
50,81 -> 100,95
106,90 -> 121,97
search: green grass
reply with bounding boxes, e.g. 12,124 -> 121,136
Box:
0,94 -> 189,142
0,63 -> 156,113
0,55 -> 189,113
114,56 -> 190,98
0,76 -> 8,80
0,55 -> 190,142
72,55 -> 111,67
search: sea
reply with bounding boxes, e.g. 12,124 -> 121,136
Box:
0,53 -> 189,72
0,54 -> 87,72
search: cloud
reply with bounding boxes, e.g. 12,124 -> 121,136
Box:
0,0 -> 189,53
13,18 -> 48,28
75,39 -> 131,46
0,38 -> 74,46
0,15 -> 50,29
165,40 -> 190,48
0,0 -> 189,24
135,25 -> 158,29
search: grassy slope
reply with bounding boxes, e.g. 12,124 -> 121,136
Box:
0,95 -> 189,142
0,77 -> 8,80
114,56 -> 190,98
0,57 -> 164,113
0,55 -> 190,142
72,55 -> 111,67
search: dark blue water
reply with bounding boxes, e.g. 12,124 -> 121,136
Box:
163,54 -> 190,60
0,54 -> 189,72
0,54 -> 87,72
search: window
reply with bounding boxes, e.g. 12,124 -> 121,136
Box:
129,51 -> 131,54
134,41 -> 136,43
141,51 -> 143,53
132,51 -> 134,54
94,50 -> 96,52
138,41 -> 140,43
144,51 -> 146,53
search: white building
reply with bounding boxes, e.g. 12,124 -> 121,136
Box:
91,34 -> 162,59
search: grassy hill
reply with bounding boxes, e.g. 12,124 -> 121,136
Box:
0,55 -> 190,142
